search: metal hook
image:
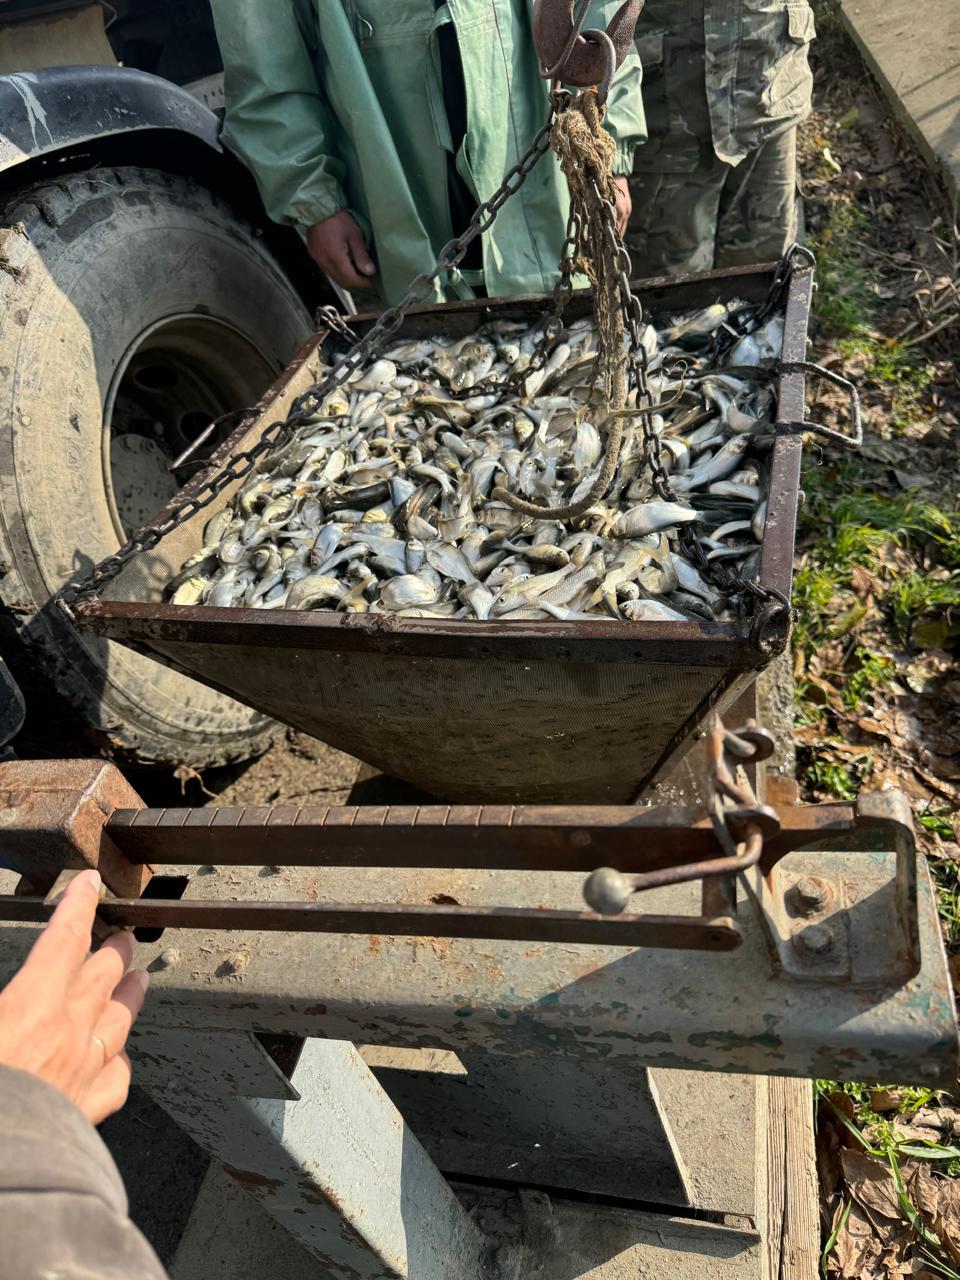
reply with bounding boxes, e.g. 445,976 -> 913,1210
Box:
532,0 -> 644,89
538,0 -> 591,77
581,28 -> 617,105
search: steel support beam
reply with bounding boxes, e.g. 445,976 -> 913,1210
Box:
367,1051 -> 691,1203
133,1030 -> 490,1280
3,846 -> 952,1085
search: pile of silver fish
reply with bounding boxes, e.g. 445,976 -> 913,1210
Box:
168,301 -> 783,623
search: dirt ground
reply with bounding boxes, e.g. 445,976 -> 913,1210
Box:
134,730 -> 360,810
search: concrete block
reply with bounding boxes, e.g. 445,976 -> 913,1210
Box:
840,0 -> 960,194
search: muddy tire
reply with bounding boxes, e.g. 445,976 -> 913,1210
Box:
0,167 -> 312,767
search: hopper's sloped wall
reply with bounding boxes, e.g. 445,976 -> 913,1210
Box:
137,638 -> 727,802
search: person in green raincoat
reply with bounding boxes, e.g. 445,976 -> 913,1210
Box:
209,1 -> 646,306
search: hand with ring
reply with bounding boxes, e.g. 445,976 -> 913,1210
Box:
0,870 -> 149,1125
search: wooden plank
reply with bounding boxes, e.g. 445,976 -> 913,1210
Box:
766,1076 -> 786,1280
766,1076 -> 819,1280
782,1079 -> 819,1280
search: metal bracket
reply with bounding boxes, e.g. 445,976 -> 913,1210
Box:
0,758 -> 153,897
744,790 -> 921,986
775,360 -> 863,448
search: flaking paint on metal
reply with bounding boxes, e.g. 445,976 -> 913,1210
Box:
4,839 -> 955,1084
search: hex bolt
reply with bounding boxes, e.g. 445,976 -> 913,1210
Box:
790,875 -> 833,916
792,922 -> 833,956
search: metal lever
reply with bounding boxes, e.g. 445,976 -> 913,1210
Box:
583,716 -> 778,913
0,751 -> 923,966
531,0 -> 644,89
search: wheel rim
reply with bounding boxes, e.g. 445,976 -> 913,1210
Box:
102,314 -> 277,539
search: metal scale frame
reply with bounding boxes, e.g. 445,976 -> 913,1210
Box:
0,707 -> 955,1278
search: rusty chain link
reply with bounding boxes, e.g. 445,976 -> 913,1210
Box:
583,174 -> 797,646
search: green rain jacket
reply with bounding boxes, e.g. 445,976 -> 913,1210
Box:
210,0 -> 646,304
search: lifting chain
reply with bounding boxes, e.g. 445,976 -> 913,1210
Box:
58,90 -> 816,650
57,92 -> 570,621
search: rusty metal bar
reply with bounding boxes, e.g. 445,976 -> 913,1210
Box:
101,801 -> 861,870
1,894 -> 741,950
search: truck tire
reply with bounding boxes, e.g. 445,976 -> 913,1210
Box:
0,167 -> 313,768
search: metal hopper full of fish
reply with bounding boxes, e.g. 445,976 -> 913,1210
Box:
168,300 -> 783,624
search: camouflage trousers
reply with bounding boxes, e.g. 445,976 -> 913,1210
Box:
626,124 -> 799,277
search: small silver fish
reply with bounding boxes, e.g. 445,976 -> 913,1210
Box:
380,574 -> 440,611
610,501 -> 699,538
286,574 -> 345,610
175,301 -> 776,623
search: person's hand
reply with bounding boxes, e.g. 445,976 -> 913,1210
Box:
611,176 -> 632,237
0,870 -> 148,1125
307,211 -> 377,290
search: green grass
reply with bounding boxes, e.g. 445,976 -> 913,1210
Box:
840,334 -> 937,434
892,573 -> 960,645
805,753 -> 871,800
932,858 -> 960,951
816,1080 -> 960,1275
792,467 -> 960,813
920,813 -> 959,840
842,647 -> 896,708
802,8 -> 960,1262
816,1081 -> 955,1157
809,203 -> 877,338
793,458 -> 960,660
807,171 -> 937,432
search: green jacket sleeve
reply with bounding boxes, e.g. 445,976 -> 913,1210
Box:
210,0 -> 348,226
586,1 -> 646,172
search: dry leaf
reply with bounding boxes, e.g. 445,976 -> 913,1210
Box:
870,1088 -> 902,1112
834,1198 -> 882,1277
909,1162 -> 942,1224
893,467 -> 934,490
850,564 -> 882,597
829,1091 -> 857,1122
877,1232 -> 914,1278
893,1119 -> 943,1143
172,762 -> 217,799
926,1105 -> 960,1136
840,1149 -> 902,1219
857,717 -> 892,741
935,1176 -> 960,1263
